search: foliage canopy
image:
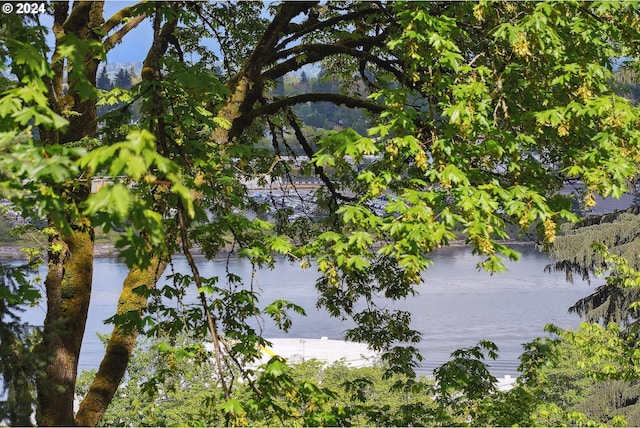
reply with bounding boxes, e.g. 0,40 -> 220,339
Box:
1,1 -> 640,425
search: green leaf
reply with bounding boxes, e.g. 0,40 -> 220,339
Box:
220,398 -> 245,415
264,357 -> 289,378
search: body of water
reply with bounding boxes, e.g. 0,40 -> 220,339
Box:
21,244 -> 597,376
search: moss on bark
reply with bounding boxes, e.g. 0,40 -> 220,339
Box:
37,218 -> 95,426
74,257 -> 167,427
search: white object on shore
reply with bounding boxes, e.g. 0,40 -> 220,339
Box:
496,374 -> 517,391
256,337 -> 378,368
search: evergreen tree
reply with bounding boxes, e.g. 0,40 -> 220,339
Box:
574,380 -> 640,426
549,210 -> 640,325
96,66 -> 112,90
114,67 -> 132,89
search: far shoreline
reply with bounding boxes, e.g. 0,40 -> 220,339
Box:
0,240 -> 539,262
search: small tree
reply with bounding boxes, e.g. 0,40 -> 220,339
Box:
113,67 -> 132,90
96,66 -> 112,91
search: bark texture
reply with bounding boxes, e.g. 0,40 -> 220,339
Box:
74,6 -> 178,425
27,1 -> 394,424
74,258 -> 167,426
36,219 -> 94,426
33,1 -> 145,425
35,2 -> 104,425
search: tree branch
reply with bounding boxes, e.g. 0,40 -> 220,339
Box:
61,0 -> 96,33
274,6 -> 387,52
285,108 -> 357,204
103,13 -> 147,53
74,258 -> 168,426
271,26 -> 390,61
176,202 -> 231,401
102,2 -> 143,34
213,2 -> 318,145
246,92 -> 385,123
75,7 -> 179,425
263,33 -> 403,82
245,2 -> 318,76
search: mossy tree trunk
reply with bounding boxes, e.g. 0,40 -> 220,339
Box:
75,8 -> 178,424
74,258 -> 167,426
36,218 -> 95,426
34,2 -> 103,425
24,1 -> 392,425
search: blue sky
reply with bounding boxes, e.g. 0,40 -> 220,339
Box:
38,2 -> 318,75
40,1 -> 151,65
102,1 -> 152,64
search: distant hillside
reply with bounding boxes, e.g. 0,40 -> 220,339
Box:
282,68 -> 371,136
102,62 -> 142,76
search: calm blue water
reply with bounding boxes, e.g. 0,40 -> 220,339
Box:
19,244 -> 597,376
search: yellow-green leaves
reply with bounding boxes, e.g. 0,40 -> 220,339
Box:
0,37 -> 67,130
559,322 -> 640,381
81,131 -> 193,212
96,87 -> 133,107
314,129 -> 379,165
77,130 -> 194,266
264,300 -> 306,332
0,86 -> 68,129
81,130 -> 164,179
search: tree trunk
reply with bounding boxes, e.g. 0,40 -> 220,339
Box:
36,218 -> 94,426
72,8 -> 175,425
34,3 -> 105,424
74,257 -> 167,426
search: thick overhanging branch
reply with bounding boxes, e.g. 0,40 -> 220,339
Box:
213,2 -> 318,144
275,6 -> 387,52
245,2 -> 317,76
102,2 -> 144,34
103,13 -> 146,52
102,2 -> 149,54
263,38 -> 403,83
271,29 -> 389,62
246,92 -> 385,123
